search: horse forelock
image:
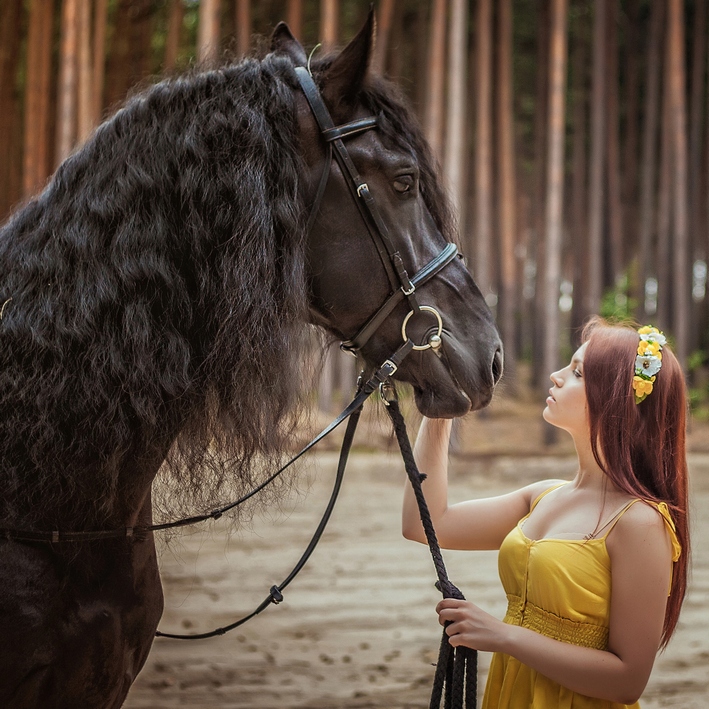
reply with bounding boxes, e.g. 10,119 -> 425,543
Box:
0,55 -> 314,529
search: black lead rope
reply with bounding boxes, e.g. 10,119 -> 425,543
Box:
382,388 -> 477,709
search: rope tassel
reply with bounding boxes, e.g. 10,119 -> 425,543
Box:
384,394 -> 477,708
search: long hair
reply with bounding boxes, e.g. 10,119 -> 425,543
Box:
582,318 -> 689,648
0,50 -> 456,530
0,55 -> 311,528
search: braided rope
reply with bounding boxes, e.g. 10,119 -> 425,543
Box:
385,398 -> 476,708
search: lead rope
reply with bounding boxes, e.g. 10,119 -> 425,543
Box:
382,387 -> 477,709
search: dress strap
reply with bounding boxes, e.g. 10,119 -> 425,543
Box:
594,499 -> 641,540
528,482 -> 569,514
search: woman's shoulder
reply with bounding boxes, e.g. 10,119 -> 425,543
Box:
605,498 -> 674,555
523,478 -> 570,509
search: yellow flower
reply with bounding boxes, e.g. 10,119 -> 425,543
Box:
638,340 -> 662,357
633,376 -> 654,397
638,325 -> 657,335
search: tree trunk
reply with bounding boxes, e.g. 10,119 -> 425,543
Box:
474,0 -> 493,299
638,0 -> 664,320
236,0 -> 250,57
198,0 -> 221,64
424,0 -> 446,161
0,0 -> 23,217
606,0 -> 623,285
496,0 -> 518,385
586,0 -> 606,316
372,0 -> 396,75
21,0 -> 53,198
531,0 -> 549,386
104,0 -> 132,112
56,0 -> 79,165
668,0 -> 690,366
164,0 -> 184,72
445,0 -> 467,220
320,0 -> 338,53
287,0 -> 302,40
569,6 -> 588,335
543,0 -> 568,446
657,20 -> 673,331
622,0 -> 640,253
77,0 -> 93,145
92,0 -> 109,124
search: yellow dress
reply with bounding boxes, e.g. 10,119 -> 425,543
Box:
482,484 -> 682,709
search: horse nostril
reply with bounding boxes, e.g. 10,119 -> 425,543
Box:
491,346 -> 504,384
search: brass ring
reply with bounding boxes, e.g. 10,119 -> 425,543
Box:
401,306 -> 443,351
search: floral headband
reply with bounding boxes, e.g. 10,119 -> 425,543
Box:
633,326 -> 666,404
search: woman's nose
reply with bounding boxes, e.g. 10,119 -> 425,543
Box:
550,370 -> 562,386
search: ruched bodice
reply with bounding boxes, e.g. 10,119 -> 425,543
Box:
482,484 -> 681,709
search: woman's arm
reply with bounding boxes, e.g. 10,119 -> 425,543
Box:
437,501 -> 673,704
402,417 -> 564,550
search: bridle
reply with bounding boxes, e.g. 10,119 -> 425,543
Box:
294,65 -> 459,360
0,67 -> 471,687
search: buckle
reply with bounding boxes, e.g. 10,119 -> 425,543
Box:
356,183 -> 369,198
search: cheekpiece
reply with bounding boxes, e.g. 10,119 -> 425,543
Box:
633,326 -> 666,404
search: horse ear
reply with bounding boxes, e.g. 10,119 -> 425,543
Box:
320,9 -> 375,121
271,22 -> 308,66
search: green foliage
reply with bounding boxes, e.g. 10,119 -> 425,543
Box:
599,273 -> 639,322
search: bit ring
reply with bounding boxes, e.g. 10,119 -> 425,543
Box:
401,306 -> 444,351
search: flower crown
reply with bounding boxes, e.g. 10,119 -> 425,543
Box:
633,326 -> 666,404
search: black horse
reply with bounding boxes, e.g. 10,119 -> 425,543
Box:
0,14 -> 501,708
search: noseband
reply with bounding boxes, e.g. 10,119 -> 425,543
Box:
295,66 -> 458,361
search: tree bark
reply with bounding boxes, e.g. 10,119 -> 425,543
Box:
622,0 -> 640,252
586,0 -> 606,316
606,0 -> 623,284
236,0 -> 250,57
497,0 -> 518,384
474,0 -> 493,299
287,0 -> 302,41
164,0 -> 184,72
543,0 -> 569,443
92,0 -> 109,124
198,0 -> 221,64
21,0 -> 53,198
445,0 -> 467,220
320,0 -> 338,53
56,0 -> 79,165
668,0 -> 690,366
531,0 -> 549,385
424,0 -> 446,161
638,0 -> 664,320
372,0 -> 396,75
657,19 -> 673,331
0,0 -> 23,216
77,0 -> 93,144
569,6 -> 588,335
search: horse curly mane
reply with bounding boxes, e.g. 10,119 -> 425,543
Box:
0,50 -> 454,530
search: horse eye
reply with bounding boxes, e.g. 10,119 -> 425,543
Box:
393,175 -> 414,194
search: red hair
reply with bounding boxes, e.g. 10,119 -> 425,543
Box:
582,318 -> 689,649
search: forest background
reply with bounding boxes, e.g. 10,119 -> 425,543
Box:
2,0 -> 709,439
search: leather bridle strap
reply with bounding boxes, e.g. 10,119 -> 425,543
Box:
341,242 -> 458,353
295,66 -> 417,305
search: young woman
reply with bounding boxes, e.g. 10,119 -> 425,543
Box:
402,319 -> 689,708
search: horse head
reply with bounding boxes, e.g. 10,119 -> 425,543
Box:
272,14 -> 503,417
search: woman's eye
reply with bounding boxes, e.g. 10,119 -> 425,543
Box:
393,175 -> 415,194
573,369 -> 582,379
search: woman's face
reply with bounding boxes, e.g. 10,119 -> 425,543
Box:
543,342 -> 589,436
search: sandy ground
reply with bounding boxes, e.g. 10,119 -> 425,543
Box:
124,407 -> 709,709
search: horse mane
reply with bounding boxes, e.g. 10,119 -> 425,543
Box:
0,50 -> 455,530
